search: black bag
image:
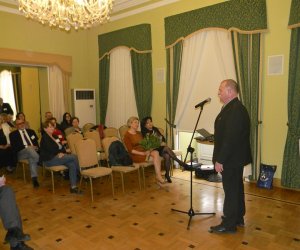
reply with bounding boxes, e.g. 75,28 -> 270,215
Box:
108,140 -> 133,166
257,164 -> 277,189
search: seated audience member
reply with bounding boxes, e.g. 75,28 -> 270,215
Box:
60,112 -> 72,133
9,118 -> 40,188
49,118 -> 67,145
123,116 -> 166,186
141,116 -> 187,183
44,111 -> 53,121
0,97 -> 13,115
0,113 -> 13,145
39,120 -> 82,194
0,117 -> 17,172
0,176 -> 33,250
15,112 -> 30,129
71,117 -> 82,134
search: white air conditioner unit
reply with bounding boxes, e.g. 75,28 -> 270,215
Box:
72,89 -> 96,126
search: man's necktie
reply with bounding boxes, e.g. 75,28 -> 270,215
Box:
22,130 -> 32,146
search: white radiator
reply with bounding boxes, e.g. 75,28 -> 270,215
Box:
72,89 -> 96,126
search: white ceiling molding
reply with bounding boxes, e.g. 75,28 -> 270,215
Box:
110,0 -> 180,22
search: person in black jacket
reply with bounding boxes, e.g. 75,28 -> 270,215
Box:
0,98 -> 13,115
9,119 -> 40,188
209,79 -> 252,234
39,120 -> 81,194
141,116 -> 188,183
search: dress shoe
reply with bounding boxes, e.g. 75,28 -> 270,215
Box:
221,215 -> 245,227
70,187 -> 83,194
31,177 -> 39,188
5,228 -> 31,246
164,173 -> 172,183
209,224 -> 236,234
10,242 -> 33,250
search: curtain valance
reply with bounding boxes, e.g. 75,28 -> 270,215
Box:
164,0 -> 267,47
98,24 -> 152,58
288,0 -> 300,28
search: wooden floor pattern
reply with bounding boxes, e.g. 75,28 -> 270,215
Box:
1,166 -> 300,250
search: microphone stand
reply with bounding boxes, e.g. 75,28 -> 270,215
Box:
171,105 -> 215,230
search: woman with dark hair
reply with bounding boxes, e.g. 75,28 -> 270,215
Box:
140,116 -> 187,183
60,112 -> 72,133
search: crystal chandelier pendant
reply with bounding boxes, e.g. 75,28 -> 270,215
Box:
18,0 -> 114,31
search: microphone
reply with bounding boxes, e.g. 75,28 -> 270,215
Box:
195,98 -> 211,108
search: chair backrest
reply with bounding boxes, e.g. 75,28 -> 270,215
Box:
75,138 -> 99,169
82,123 -> 95,134
118,125 -> 128,141
83,130 -> 103,151
103,127 -> 119,138
64,127 -> 75,137
66,132 -> 83,154
102,137 -> 119,163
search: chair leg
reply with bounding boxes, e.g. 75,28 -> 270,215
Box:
137,168 -> 141,190
89,178 -> 94,203
120,173 -> 125,193
141,167 -> 146,189
22,163 -> 26,183
50,171 -> 55,194
110,173 -> 114,197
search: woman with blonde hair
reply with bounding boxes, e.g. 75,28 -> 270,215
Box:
123,116 -> 165,186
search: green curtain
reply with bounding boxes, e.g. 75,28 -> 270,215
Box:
166,41 -> 183,148
281,27 -> 300,188
231,32 -> 261,179
164,0 -> 267,47
98,24 -> 152,123
99,55 -> 110,124
130,50 -> 153,119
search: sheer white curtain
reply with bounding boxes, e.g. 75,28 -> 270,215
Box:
105,47 -> 138,128
175,30 -> 236,133
48,65 -> 65,121
0,70 -> 17,118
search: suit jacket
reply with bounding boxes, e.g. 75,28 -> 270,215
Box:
9,129 -> 39,153
0,103 -> 13,115
212,97 -> 252,167
39,133 -> 65,162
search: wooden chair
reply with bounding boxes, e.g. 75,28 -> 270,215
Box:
17,159 -> 29,183
66,132 -> 83,154
74,138 -> 114,202
43,165 -> 68,193
83,130 -> 106,163
102,137 -> 141,193
118,125 -> 128,142
82,123 -> 95,134
103,127 -> 119,138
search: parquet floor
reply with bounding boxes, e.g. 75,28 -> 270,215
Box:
1,166 -> 300,250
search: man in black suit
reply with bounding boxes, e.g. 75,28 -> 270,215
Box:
9,119 -> 40,188
0,176 -> 33,250
209,79 -> 252,234
0,98 -> 14,115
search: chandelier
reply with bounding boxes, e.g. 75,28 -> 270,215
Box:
18,0 -> 114,31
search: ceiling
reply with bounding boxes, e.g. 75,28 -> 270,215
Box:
0,0 -> 180,22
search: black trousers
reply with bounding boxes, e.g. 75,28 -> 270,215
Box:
221,165 -> 245,229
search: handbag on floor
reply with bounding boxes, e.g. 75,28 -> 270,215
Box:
257,164 -> 277,189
